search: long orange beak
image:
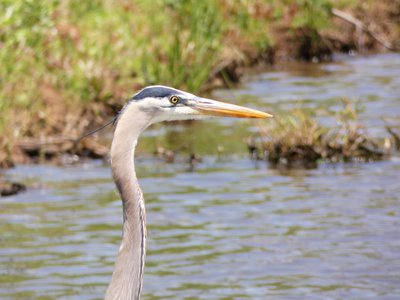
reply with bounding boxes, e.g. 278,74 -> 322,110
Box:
189,97 -> 273,119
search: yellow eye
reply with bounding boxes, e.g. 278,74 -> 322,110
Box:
170,96 -> 180,105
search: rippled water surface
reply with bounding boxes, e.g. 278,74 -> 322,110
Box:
1,54 -> 400,299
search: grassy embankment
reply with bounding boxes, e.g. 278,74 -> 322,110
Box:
0,0 -> 399,167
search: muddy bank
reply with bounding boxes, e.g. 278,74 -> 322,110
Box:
210,1 -> 400,87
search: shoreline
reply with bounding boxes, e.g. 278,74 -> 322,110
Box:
1,1 -> 399,168
2,51 -> 400,196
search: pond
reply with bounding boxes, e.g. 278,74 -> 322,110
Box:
1,53 -> 399,299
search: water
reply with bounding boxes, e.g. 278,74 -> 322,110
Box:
1,54 -> 400,299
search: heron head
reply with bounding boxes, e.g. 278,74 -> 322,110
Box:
130,85 -> 272,123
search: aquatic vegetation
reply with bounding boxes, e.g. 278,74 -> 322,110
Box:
258,99 -> 388,168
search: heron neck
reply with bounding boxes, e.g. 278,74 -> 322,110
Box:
106,103 -> 151,300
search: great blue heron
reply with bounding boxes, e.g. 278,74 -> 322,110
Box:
105,85 -> 272,299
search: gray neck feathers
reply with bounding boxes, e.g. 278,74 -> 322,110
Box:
106,103 -> 151,300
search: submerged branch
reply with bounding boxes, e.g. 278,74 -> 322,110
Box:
331,8 -> 398,52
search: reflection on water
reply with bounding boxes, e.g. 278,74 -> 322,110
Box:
214,53 -> 400,136
1,54 -> 400,299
